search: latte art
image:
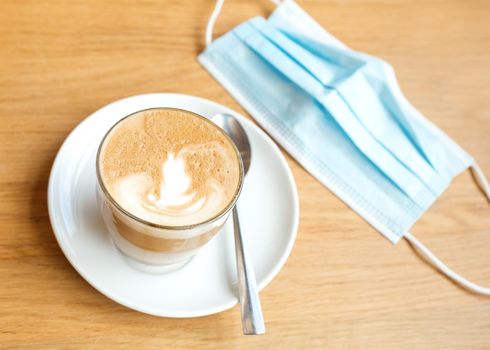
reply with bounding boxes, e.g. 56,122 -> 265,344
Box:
112,147 -> 229,225
146,152 -> 203,211
98,108 -> 241,227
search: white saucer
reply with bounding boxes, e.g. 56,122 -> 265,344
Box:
48,93 -> 299,317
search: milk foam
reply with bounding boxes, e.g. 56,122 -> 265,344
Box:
99,108 -> 241,227
112,148 -> 227,226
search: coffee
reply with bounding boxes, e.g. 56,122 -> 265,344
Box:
96,108 -> 243,270
98,108 -> 241,227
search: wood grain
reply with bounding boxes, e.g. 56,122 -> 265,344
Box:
1,0 -> 489,348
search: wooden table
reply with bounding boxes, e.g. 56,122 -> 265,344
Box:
1,0 -> 489,348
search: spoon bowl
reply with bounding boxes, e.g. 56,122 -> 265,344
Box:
212,113 -> 251,175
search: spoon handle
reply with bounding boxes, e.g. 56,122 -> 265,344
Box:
232,206 -> 266,335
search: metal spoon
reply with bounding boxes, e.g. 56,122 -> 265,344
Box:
211,113 -> 265,335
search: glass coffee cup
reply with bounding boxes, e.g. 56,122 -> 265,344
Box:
96,108 -> 244,273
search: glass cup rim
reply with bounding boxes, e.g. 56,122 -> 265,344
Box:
95,107 -> 245,231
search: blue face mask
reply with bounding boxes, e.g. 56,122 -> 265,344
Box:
198,0 -> 490,294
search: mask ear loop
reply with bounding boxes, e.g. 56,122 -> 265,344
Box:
405,163 -> 490,295
205,0 -> 284,47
